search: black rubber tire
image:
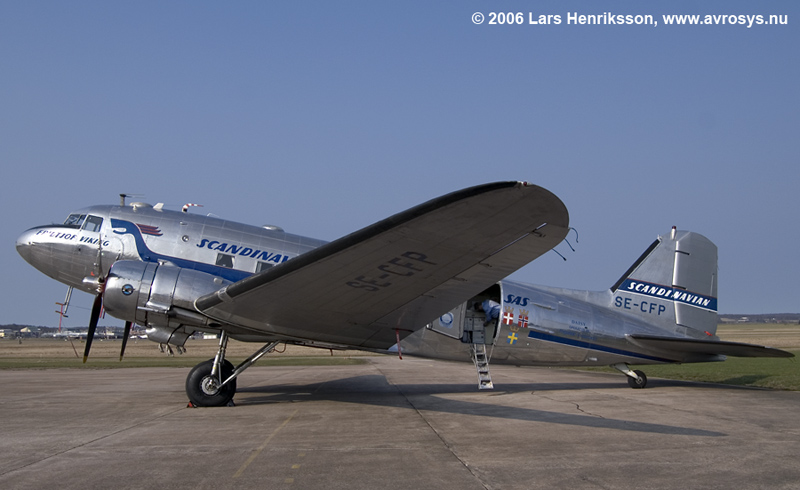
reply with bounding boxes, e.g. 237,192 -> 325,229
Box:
185,359 -> 237,407
627,369 -> 647,389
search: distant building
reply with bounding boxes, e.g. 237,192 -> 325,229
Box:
20,327 -> 42,338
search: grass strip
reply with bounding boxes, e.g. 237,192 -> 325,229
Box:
578,351 -> 800,391
0,356 -> 368,369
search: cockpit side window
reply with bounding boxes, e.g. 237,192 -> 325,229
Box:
63,214 -> 86,228
82,215 -> 103,232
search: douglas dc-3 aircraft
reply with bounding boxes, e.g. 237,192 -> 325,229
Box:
16,182 -> 792,406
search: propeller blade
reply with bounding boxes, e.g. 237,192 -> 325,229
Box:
83,294 -> 103,363
120,321 -> 132,361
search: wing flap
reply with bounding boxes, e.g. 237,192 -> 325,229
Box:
196,182 -> 569,349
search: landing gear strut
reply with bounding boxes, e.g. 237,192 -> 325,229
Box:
185,331 -> 281,407
612,363 -> 648,389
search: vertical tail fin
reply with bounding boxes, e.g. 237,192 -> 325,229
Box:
611,228 -> 718,337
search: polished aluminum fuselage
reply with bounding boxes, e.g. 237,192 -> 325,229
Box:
17,203 -> 715,368
400,279 -> 708,369
16,203 -> 327,296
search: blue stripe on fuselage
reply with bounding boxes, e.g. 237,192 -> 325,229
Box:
110,219 -> 252,282
526,330 -> 673,363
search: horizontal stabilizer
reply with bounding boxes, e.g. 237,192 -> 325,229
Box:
628,335 -> 794,359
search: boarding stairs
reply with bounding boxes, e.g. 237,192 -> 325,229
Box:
471,343 -> 494,390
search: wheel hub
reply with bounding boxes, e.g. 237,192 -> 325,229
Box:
200,375 -> 221,396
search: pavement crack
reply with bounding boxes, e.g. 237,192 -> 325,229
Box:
573,402 -> 604,418
533,393 -> 606,419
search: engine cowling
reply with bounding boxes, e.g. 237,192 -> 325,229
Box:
103,260 -> 231,345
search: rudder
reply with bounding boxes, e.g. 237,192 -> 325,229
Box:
611,227 -> 718,337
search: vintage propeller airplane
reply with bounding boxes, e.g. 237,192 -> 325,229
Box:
16,182 -> 792,407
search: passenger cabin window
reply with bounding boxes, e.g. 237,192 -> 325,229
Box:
256,262 -> 274,273
63,214 -> 86,228
82,215 -> 103,232
216,253 -> 234,269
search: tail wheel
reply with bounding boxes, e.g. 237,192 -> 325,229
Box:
627,370 -> 648,389
186,359 -> 237,407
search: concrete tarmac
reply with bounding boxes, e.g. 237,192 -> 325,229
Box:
1,356 -> 799,489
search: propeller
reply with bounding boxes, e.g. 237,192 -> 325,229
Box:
83,274 -> 137,362
84,290 -> 135,362
83,216 -> 108,363
120,321 -> 133,361
83,291 -> 103,363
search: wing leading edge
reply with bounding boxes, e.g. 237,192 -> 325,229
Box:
196,181 -> 569,349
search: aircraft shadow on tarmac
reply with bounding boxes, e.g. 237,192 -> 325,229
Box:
235,374 -> 725,437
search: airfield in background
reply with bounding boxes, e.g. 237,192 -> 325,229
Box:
2,321 -> 798,358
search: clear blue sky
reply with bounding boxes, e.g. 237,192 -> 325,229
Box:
2,1 -> 798,328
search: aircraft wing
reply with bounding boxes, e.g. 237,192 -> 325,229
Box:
628,335 -> 794,361
195,182 -> 569,349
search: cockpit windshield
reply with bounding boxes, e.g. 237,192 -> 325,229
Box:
82,215 -> 103,232
62,214 -> 103,231
63,214 -> 86,228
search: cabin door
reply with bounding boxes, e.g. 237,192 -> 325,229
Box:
429,302 -> 466,340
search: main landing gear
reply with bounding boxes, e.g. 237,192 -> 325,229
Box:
612,363 -> 648,389
185,331 -> 281,407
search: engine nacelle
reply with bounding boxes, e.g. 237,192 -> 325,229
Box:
103,260 -> 231,345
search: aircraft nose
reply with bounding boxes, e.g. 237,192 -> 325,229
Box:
16,228 -> 40,264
